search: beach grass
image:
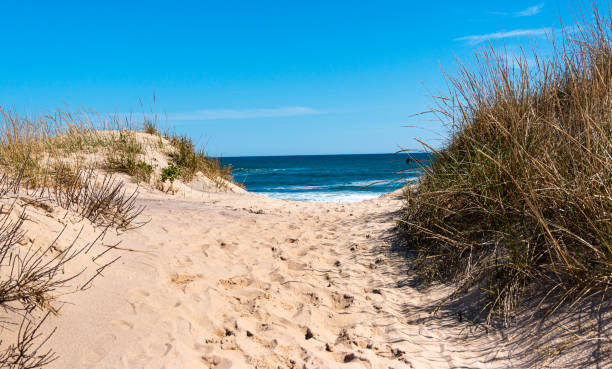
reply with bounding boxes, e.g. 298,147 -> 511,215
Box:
0,105 -> 234,365
166,133 -> 232,184
139,119 -> 234,187
0,107 -> 233,190
400,5 -> 612,325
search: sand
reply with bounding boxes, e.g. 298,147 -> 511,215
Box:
8,182 -> 505,369
2,176 -> 606,368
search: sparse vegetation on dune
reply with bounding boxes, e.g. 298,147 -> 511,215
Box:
0,105 -> 235,367
0,166 -> 144,367
0,107 -> 235,191
139,119 -> 235,189
401,6 -> 612,325
166,135 -> 233,184
143,119 -> 158,136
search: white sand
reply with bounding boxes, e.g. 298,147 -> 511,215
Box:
7,183 -> 512,369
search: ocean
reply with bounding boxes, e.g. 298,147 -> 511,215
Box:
218,153 -> 432,203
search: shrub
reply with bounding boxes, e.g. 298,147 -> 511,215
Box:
161,165 -> 179,183
133,160 -> 153,183
400,7 -> 612,325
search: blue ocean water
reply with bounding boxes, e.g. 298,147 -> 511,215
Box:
219,153 -> 432,203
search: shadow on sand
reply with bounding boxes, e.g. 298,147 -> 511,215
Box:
361,206 -> 612,368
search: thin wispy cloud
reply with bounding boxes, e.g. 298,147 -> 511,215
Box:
491,4 -> 545,17
516,4 -> 544,17
167,106 -> 319,121
455,27 -> 551,45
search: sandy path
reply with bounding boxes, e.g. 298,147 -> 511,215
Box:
46,190 -> 514,369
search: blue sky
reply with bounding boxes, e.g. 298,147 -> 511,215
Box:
0,1 -> 604,156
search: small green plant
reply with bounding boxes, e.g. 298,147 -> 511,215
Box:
160,165 -> 179,183
133,160 -> 153,183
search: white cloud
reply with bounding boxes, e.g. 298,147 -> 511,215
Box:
491,4 -> 545,17
455,27 -> 551,45
167,106 -> 319,121
515,4 -> 544,17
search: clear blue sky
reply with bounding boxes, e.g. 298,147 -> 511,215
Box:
0,1 -> 603,156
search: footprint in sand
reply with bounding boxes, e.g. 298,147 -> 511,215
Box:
133,261 -> 158,276
129,289 -> 150,297
306,292 -> 322,307
285,260 -> 306,271
201,355 -> 233,369
332,292 -> 355,309
173,255 -> 194,267
83,333 -> 117,364
146,341 -> 173,357
111,320 -> 134,329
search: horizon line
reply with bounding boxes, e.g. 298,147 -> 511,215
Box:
215,152 -> 431,158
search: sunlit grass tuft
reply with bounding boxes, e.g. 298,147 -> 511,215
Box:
400,6 -> 612,326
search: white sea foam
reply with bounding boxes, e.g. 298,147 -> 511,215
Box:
266,185 -> 327,190
267,181 -> 389,191
264,191 -> 381,203
341,180 -> 388,188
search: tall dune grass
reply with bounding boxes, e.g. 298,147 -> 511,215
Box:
165,134 -> 233,183
400,6 -> 612,325
0,107 -> 234,191
0,109 -> 146,228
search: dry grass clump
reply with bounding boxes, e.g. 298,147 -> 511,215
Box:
166,135 -> 232,183
41,168 -> 145,229
1,109 -> 131,181
0,109 -> 52,185
139,120 -> 233,186
100,130 -> 155,184
0,169 -> 133,367
103,131 -> 143,173
143,119 -> 158,135
400,7 -> 612,325
0,110 -> 146,230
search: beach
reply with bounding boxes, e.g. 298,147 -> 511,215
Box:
0,164 -> 606,368
0,127 -> 605,368
20,184 -> 507,369
1,1 -> 610,367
